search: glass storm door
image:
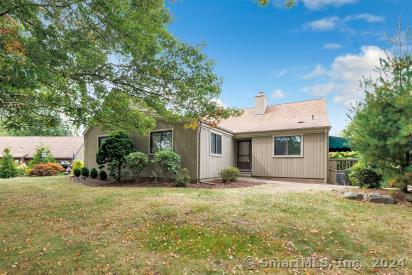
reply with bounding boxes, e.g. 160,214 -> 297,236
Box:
237,140 -> 251,170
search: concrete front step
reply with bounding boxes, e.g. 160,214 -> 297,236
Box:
239,171 -> 252,177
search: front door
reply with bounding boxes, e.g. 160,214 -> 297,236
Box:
237,140 -> 251,170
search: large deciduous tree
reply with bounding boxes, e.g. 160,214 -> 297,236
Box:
0,0 -> 240,134
344,29 -> 412,174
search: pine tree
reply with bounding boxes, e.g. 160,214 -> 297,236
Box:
344,28 -> 412,174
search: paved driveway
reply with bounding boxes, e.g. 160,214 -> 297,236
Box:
239,177 -> 351,193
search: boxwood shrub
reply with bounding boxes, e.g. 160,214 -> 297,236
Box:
219,166 -> 240,183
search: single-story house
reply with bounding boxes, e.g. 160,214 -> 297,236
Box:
84,92 -> 330,182
0,136 -> 84,164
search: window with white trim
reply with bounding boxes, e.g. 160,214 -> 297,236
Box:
150,130 -> 172,154
211,132 -> 222,155
274,135 -> 302,156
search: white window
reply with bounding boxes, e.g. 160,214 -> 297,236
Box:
210,132 -> 222,155
150,130 -> 173,154
273,135 -> 303,156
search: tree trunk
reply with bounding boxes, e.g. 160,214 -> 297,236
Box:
401,150 -> 411,173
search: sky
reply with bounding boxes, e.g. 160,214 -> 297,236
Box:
166,0 -> 411,136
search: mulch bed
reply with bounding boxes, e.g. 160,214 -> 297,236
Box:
72,177 -> 265,189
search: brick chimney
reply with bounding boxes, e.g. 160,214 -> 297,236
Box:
255,91 -> 267,115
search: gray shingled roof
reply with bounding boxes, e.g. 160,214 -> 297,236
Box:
0,136 -> 84,159
218,99 -> 330,133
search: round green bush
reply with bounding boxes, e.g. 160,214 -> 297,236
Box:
219,166 -> 240,183
175,168 -> 190,187
346,161 -> 382,188
81,167 -> 89,177
125,152 -> 149,180
90,168 -> 98,179
99,170 -> 108,180
152,150 -> 181,179
73,168 -> 81,177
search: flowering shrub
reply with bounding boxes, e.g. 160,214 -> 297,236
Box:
28,146 -> 56,167
30,162 -> 65,176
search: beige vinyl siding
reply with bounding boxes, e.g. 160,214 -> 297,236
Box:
199,125 -> 235,179
252,131 -> 327,179
84,120 -> 198,179
84,126 -> 106,170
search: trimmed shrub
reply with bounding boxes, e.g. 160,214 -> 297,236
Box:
175,168 -> 190,187
346,160 -> 382,188
72,160 -> 84,174
81,167 -> 89,177
96,131 -> 134,182
152,150 -> 181,180
90,168 -> 98,179
125,152 -> 149,180
219,166 -> 240,183
28,146 -> 56,167
73,168 -> 81,177
99,170 -> 108,180
0,148 -> 19,178
31,162 -> 65,176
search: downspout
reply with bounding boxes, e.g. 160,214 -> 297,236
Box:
197,120 -> 202,183
324,127 -> 329,184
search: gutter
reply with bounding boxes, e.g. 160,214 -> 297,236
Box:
233,126 -> 331,137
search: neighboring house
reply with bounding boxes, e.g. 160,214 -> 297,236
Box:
84,92 -> 331,182
0,136 -> 84,164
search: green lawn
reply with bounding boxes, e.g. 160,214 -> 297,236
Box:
0,176 -> 410,274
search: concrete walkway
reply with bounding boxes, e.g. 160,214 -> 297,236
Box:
238,177 -> 351,193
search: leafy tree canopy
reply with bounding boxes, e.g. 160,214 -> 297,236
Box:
0,114 -> 74,136
0,0 -> 241,134
344,28 -> 412,173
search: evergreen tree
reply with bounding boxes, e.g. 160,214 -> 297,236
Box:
0,148 -> 19,178
344,28 -> 412,174
96,131 -> 135,182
